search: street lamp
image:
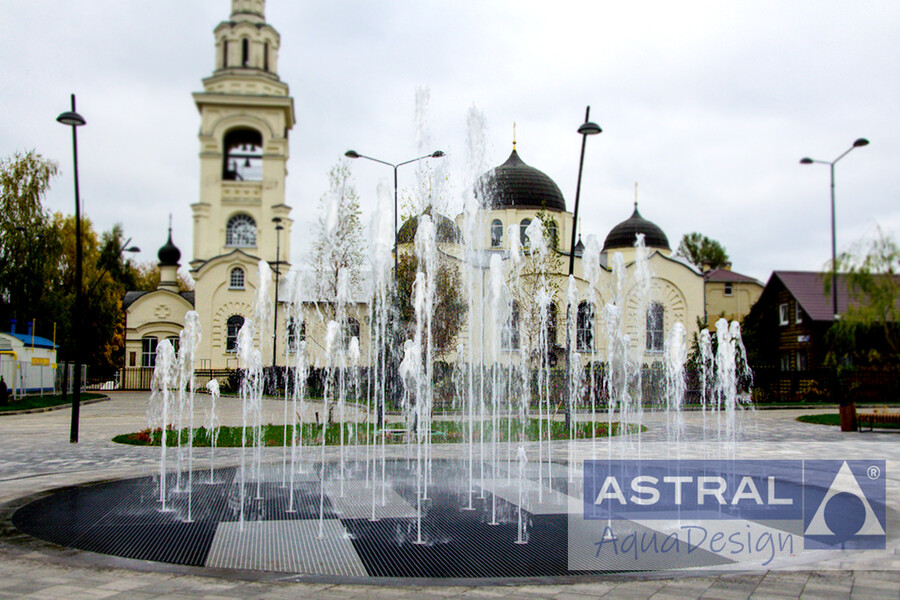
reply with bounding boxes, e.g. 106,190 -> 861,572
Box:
800,137 -> 869,320
565,106 -> 602,430
272,216 -> 284,368
344,149 -> 445,279
57,94 -> 86,444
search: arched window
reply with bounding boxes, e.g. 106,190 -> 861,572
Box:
263,42 -> 269,71
166,336 -> 180,357
646,302 -> 664,352
502,302 -> 521,350
577,302 -> 594,352
547,219 -> 559,249
141,336 -> 158,367
226,214 -> 256,247
490,219 -> 503,247
520,219 -> 531,248
229,267 -> 245,289
545,302 -> 558,351
222,128 -> 263,181
226,315 -> 245,353
241,38 -> 249,67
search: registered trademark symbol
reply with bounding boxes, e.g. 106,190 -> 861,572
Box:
867,465 -> 881,480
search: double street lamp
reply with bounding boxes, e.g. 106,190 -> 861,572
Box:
56,94 -> 86,444
344,149 -> 445,279
800,137 -> 869,320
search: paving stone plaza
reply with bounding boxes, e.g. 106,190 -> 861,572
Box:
1,393 -> 899,599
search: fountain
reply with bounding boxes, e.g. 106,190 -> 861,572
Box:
11,119 -> 762,582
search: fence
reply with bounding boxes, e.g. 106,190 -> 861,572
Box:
0,356 -> 60,397
751,365 -> 900,404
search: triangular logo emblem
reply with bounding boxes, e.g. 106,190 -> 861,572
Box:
805,461 -> 884,536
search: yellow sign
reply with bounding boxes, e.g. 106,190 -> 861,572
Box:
31,357 -> 50,366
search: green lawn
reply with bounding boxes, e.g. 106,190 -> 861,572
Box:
0,392 -> 105,412
113,418 -> 645,447
796,413 -> 900,429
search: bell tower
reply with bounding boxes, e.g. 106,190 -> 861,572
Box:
191,0 -> 295,270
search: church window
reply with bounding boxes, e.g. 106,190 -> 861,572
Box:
520,219 -> 531,248
229,267 -> 245,289
577,301 -> 594,352
544,301 -> 558,351
226,214 -> 256,247
264,42 -> 269,71
141,336 -> 158,368
226,315 -> 245,353
223,128 -> 263,181
287,318 -> 305,353
547,219 -> 559,249
502,302 -> 521,350
343,318 -> 360,349
490,219 -> 503,247
222,40 -> 229,68
241,38 -> 249,66
646,302 -> 664,352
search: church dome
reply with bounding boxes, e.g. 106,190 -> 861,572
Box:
476,149 -> 566,212
158,229 -> 181,266
397,209 -> 461,245
603,205 -> 670,251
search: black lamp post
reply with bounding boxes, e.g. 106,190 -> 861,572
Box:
344,150 -> 445,280
800,137 -> 869,320
272,217 -> 284,368
565,107 -> 601,430
57,94 -> 86,444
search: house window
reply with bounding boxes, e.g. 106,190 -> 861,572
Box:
167,336 -> 180,357
795,303 -> 803,324
141,336 -> 158,368
226,315 -> 245,353
490,219 -> 503,247
226,214 -> 256,247
724,283 -> 733,297
577,301 -> 594,352
779,303 -> 790,326
780,352 -> 791,372
646,302 -> 664,352
129,351 -> 137,367
796,350 -> 808,372
520,219 -> 531,248
229,267 -> 245,289
502,302 -> 521,350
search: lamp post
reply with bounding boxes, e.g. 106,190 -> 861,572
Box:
800,137 -> 869,320
57,94 -> 86,444
272,217 -> 284,368
565,107 -> 602,430
344,150 -> 445,280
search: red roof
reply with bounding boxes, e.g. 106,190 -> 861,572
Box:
704,268 -> 763,285
773,271 -> 852,322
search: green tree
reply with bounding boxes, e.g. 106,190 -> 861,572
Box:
676,232 -> 730,270
0,151 -> 60,335
826,228 -> 900,364
396,251 -> 465,353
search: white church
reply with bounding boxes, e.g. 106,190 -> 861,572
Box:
124,0 -> 707,377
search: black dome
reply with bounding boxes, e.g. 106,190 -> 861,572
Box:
476,149 -> 566,212
397,209 -> 461,245
603,205 -> 670,251
157,229 -> 181,266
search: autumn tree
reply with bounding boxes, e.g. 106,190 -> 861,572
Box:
310,161 -> 364,302
676,232 -> 730,270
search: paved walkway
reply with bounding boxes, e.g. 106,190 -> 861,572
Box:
0,392 -> 898,599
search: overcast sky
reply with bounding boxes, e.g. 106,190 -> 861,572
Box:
2,0 -> 897,284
